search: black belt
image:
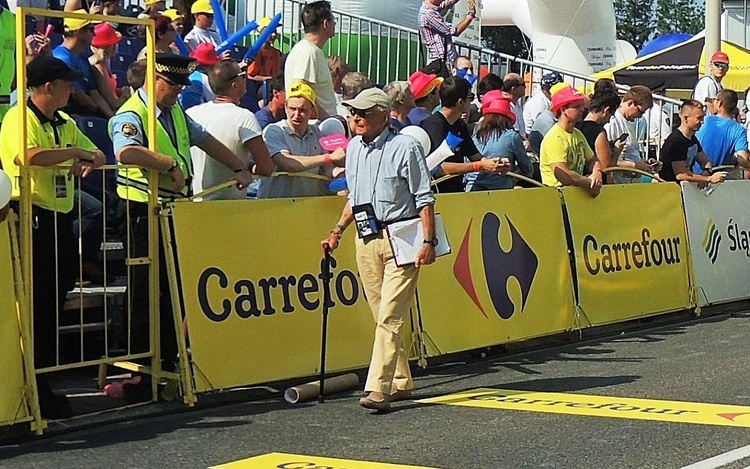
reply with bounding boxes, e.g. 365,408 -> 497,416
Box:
378,215 -> 419,230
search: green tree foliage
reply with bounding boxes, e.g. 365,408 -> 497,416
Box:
614,0 -> 654,50
653,0 -> 705,35
481,26 -> 530,59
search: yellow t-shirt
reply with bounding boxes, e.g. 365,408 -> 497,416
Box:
540,123 -> 595,187
0,103 -> 97,213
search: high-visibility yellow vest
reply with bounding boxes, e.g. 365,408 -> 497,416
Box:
112,92 -> 192,202
0,7 -> 16,124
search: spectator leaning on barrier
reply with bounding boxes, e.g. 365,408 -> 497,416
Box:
420,77 -> 507,193
336,72 -> 372,118
255,73 -> 286,130
695,89 -> 750,175
658,99 -> 728,185
604,85 -> 656,183
523,71 -> 563,132
183,0 -> 221,50
53,11 -> 116,118
576,87 -> 622,184
466,92 -> 532,191
540,85 -> 602,197
187,60 -> 274,200
0,57 -> 105,414
257,81 -> 345,199
181,42 -> 220,110
110,53 -> 252,363
417,0 -> 476,73
407,70 -> 443,126
383,81 -> 415,130
285,0 -> 338,119
693,51 -> 729,116
320,87 -> 437,413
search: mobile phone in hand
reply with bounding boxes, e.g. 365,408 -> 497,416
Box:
617,133 -> 628,143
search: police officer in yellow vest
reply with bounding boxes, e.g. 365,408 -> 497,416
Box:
110,53 -> 252,363
0,56 -> 105,379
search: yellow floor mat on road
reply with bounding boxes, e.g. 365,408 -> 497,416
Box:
211,452 -> 440,468
417,388 -> 750,428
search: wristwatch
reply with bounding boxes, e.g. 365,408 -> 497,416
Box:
423,237 -> 439,247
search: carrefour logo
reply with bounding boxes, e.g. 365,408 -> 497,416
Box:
453,213 -> 538,320
703,220 -> 721,264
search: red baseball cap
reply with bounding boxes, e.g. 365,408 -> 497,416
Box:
190,43 -> 220,66
711,51 -> 729,64
551,85 -> 586,113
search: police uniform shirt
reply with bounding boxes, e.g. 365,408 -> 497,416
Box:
111,89 -> 209,155
0,99 -> 97,213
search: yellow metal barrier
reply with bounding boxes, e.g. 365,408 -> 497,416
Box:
8,8 -> 165,432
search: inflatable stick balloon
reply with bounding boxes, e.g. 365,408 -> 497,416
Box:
173,33 -> 190,56
216,20 -> 258,54
425,131 -> 463,172
208,0 -> 229,41
243,13 -> 282,62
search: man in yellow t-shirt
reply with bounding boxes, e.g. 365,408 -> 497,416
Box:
0,57 -> 104,387
540,85 -> 602,197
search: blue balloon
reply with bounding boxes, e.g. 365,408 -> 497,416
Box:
638,33 -> 693,57
216,20 -> 258,54
174,33 -> 190,56
209,0 -> 229,42
243,13 -> 282,62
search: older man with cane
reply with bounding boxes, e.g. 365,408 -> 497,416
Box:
321,88 -> 436,413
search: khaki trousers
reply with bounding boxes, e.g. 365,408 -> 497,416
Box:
355,234 -> 419,395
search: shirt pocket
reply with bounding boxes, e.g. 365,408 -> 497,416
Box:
377,176 -> 400,204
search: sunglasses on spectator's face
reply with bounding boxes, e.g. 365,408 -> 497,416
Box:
351,108 -> 377,118
464,93 -> 475,101
713,62 -> 729,69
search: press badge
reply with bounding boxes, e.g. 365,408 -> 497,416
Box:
55,173 -> 67,198
352,203 -> 379,239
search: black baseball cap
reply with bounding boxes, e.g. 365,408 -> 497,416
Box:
27,56 -> 84,88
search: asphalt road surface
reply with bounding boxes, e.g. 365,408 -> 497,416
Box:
2,309 -> 750,469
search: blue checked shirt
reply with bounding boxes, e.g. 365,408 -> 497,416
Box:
346,128 -> 435,224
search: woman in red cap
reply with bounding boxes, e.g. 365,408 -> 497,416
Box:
89,22 -> 130,109
466,94 -> 532,191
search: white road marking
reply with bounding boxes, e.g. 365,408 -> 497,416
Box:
680,443 -> 750,469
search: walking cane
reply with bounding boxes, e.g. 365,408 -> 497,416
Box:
318,245 -> 333,403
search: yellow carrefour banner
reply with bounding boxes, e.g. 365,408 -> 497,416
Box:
0,217 -> 30,426
417,188 -> 577,356
562,184 -> 692,325
169,197 -> 378,392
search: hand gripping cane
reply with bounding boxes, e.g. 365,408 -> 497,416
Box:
318,245 -> 333,403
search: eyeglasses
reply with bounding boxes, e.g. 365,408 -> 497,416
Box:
464,93 -> 475,101
350,108 -> 378,118
712,62 -> 729,69
158,75 -> 184,89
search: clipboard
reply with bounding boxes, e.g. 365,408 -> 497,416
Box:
386,213 -> 451,267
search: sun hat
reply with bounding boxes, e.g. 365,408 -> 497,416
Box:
550,85 -> 586,113
409,70 -> 443,100
91,22 -> 122,48
710,51 -> 729,64
163,9 -> 184,22
64,10 -> 97,32
481,94 -> 516,123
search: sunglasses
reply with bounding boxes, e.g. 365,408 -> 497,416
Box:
464,93 -> 475,101
713,62 -> 729,69
350,108 -> 378,118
